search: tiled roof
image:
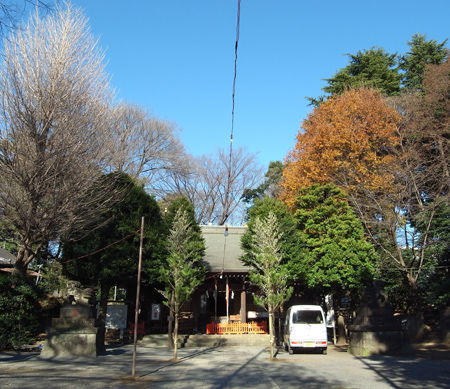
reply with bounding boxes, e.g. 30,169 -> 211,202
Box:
0,247 -> 16,266
201,225 -> 249,273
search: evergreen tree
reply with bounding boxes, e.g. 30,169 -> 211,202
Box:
323,48 -> 401,97
291,184 -> 376,294
242,197 -> 298,268
63,172 -> 165,353
243,161 -> 284,203
242,211 -> 292,359
400,34 -> 448,90
159,207 -> 205,360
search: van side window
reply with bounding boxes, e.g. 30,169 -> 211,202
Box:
294,310 -> 323,324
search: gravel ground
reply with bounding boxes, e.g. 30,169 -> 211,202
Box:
1,344 -> 449,388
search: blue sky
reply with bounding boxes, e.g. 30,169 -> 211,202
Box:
70,0 -> 449,169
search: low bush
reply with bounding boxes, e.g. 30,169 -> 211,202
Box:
0,274 -> 42,349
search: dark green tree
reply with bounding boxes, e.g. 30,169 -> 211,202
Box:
323,48 -> 401,97
291,184 -> 376,294
399,34 -> 448,90
63,172 -> 165,353
159,195 -> 202,349
242,197 -> 298,267
0,275 -> 42,349
243,161 -> 284,203
161,195 -> 200,233
159,207 -> 205,360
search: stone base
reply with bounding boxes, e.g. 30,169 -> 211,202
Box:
40,332 -> 97,358
349,330 -> 403,356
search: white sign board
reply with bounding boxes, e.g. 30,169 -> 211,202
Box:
325,294 -> 335,328
106,304 -> 128,329
151,303 -> 161,321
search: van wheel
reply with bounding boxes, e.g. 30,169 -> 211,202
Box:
322,348 -> 327,355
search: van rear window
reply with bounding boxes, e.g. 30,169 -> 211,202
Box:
293,310 -> 323,324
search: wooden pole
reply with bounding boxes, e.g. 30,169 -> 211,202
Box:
131,216 -> 144,377
226,277 -> 229,323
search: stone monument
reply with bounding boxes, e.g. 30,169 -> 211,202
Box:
40,303 -> 97,358
348,281 -> 403,356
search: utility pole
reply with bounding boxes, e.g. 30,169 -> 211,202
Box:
131,216 -> 144,377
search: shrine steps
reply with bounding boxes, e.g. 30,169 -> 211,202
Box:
140,334 -> 270,348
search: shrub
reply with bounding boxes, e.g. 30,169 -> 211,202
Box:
0,274 -> 42,349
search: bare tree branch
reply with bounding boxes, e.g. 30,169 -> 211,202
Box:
105,102 -> 186,184
152,147 -> 263,225
0,3 -> 118,274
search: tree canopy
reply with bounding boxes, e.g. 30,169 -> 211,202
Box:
62,172 -> 165,353
308,35 -> 448,105
63,173 -> 165,289
281,88 -> 400,207
290,184 -> 376,292
323,48 -> 401,97
399,34 -> 448,90
0,4 -> 117,275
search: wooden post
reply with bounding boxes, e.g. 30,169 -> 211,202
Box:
214,278 -> 217,322
226,277 -> 229,323
131,217 -> 144,377
240,290 -> 246,323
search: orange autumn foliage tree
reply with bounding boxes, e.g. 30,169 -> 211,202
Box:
281,89 -> 401,206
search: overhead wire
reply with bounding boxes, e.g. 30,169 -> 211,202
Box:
224,0 -> 241,224
60,229 -> 141,264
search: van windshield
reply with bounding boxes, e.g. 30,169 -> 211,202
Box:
293,310 -> 323,324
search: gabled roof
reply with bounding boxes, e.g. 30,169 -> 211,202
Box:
0,247 -> 16,266
201,225 -> 249,273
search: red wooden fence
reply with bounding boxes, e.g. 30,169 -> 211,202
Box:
206,321 -> 268,335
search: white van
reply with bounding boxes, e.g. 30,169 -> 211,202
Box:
283,305 -> 328,354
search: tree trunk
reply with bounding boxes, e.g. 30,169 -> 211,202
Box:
277,306 -> 284,346
167,293 -> 174,349
13,243 -> 38,278
173,311 -> 179,361
268,308 -> 276,359
96,281 -> 111,355
12,259 -> 28,284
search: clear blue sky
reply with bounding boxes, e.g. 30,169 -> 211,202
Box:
71,0 -> 449,169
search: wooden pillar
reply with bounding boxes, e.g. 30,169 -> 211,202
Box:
240,290 -> 247,323
192,289 -> 200,334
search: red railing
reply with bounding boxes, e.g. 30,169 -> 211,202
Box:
129,321 -> 145,336
206,321 -> 267,335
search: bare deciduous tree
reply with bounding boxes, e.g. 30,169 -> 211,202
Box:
0,1 -> 53,36
153,147 -> 263,225
0,4 -> 117,275
349,61 -> 449,296
106,102 -> 186,184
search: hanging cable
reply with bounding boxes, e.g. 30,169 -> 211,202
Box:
60,230 -> 141,264
224,0 -> 241,224
230,0 -> 241,151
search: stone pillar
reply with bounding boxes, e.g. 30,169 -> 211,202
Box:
336,314 -> 347,345
348,281 -> 402,356
240,290 -> 247,323
41,303 -> 97,358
